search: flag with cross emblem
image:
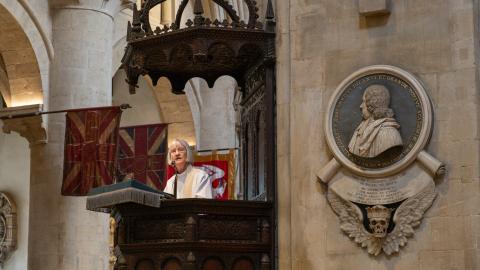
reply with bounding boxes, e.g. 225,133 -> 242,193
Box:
62,106 -> 122,196
116,124 -> 168,190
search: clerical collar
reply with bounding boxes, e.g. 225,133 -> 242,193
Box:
177,164 -> 192,177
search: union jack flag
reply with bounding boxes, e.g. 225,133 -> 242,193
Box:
62,107 -> 122,196
116,124 -> 168,190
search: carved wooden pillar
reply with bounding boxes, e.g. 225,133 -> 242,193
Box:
260,218 -> 270,244
185,252 -> 196,270
185,216 -> 197,241
114,246 -> 128,270
264,63 -> 275,202
260,254 -> 271,270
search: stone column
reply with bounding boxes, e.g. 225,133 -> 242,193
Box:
28,1 -> 130,269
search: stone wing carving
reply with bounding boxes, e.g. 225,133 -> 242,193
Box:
383,182 -> 436,255
328,182 -> 436,256
327,190 -> 382,255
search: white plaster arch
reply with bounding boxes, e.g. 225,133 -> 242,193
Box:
184,76 -> 237,151
112,70 -> 197,145
0,0 -> 51,108
112,69 -> 163,126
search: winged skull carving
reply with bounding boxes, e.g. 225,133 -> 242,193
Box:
327,182 -> 436,256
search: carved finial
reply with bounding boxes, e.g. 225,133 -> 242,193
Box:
193,0 -> 205,26
265,0 -> 275,31
194,0 -> 204,15
266,0 -> 274,20
132,3 -> 140,23
260,254 -> 271,270
187,252 -> 196,262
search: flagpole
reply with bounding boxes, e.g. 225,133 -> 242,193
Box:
196,147 -> 239,153
0,104 -> 132,120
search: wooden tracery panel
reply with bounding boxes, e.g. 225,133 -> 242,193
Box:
241,63 -> 274,202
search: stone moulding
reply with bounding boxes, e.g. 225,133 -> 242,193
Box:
0,104 -> 47,146
0,192 -> 16,266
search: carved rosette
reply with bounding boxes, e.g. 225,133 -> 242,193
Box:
0,193 -> 16,265
319,65 -> 444,256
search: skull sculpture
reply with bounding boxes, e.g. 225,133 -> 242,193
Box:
366,205 -> 392,238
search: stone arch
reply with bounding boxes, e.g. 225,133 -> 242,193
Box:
112,69 -> 196,146
0,3 -> 49,268
184,75 -> 238,151
0,3 -> 48,107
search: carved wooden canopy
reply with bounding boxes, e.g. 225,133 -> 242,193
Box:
121,0 -> 275,94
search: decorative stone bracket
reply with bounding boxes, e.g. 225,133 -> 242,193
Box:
0,104 -> 47,146
358,0 -> 390,16
0,192 -> 16,266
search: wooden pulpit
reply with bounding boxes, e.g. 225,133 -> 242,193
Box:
87,182 -> 273,270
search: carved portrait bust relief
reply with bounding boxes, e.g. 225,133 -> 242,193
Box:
325,65 -> 433,177
348,84 -> 403,158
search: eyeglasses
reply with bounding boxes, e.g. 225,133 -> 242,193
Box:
169,146 -> 186,154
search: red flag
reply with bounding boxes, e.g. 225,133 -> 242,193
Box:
116,124 -> 168,190
62,106 -> 122,196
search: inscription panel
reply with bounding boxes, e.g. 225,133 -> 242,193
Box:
330,163 -> 432,205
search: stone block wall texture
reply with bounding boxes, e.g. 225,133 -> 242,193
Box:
0,126 -> 30,270
276,0 -> 480,269
0,4 -> 44,107
153,77 -> 196,146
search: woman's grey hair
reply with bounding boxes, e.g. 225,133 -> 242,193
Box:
167,139 -> 194,164
364,84 -> 395,119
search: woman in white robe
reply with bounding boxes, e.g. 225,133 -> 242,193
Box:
163,139 -> 213,199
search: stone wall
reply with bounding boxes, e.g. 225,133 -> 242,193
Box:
113,71 -> 163,127
277,0 -> 480,269
0,4 -> 44,107
0,125 -> 30,270
152,77 -> 196,146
